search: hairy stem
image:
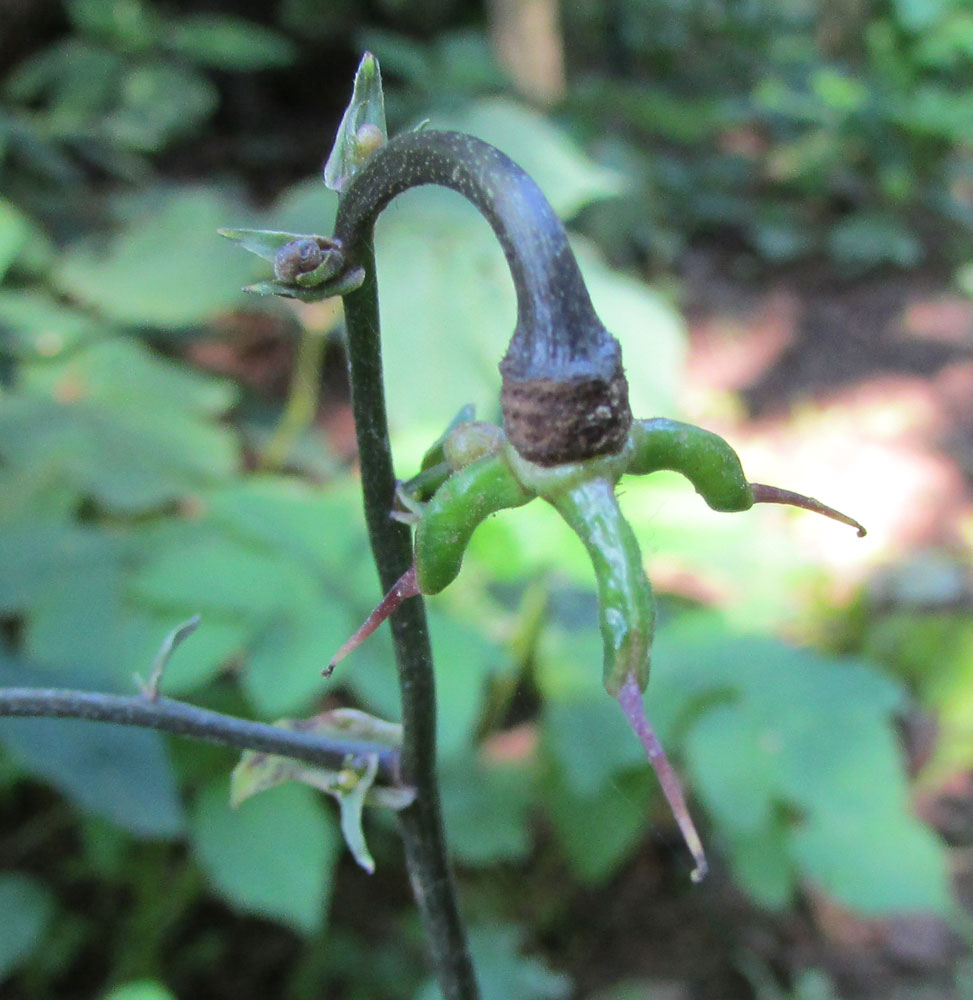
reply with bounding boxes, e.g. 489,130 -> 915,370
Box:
0,688 -> 402,783
341,238 -> 479,1000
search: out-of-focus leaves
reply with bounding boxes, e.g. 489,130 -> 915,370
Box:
100,982 -> 177,1000
0,873 -> 54,982
0,291 -> 105,358
655,618 -> 952,914
191,778 -> 338,933
827,213 -> 923,270
425,609 -> 506,755
544,769 -> 653,883
103,63 -> 218,152
0,655 -> 185,838
417,924 -> 571,1000
439,99 -> 624,218
54,188 -> 259,327
439,754 -> 533,864
162,17 -> 296,70
129,478 -> 385,716
0,198 -> 30,279
0,336 -> 238,510
67,0 -> 162,50
542,697 -> 644,797
863,610 -> 973,783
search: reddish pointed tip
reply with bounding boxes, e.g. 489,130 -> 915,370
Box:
615,672 -> 708,883
325,565 -> 421,674
749,483 -> 866,537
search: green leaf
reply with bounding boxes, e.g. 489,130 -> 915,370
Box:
544,769 -> 652,883
130,478 -> 382,717
324,52 -> 387,193
542,696 -> 645,797
793,811 -> 952,914
827,214 -> 922,270
0,291 -> 106,359
163,17 -> 296,70
191,778 -> 338,933
55,188 -> 259,327
418,925 -> 571,1000
723,817 -> 795,910
104,63 -> 218,152
0,197 -> 30,279
438,99 -> 624,218
101,982 -> 177,1000
0,873 -> 54,982
0,657 -> 185,838
0,336 -> 238,511
440,755 -> 533,864
655,620 -> 950,914
426,609 -> 505,755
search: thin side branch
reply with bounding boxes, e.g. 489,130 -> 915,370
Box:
0,688 -> 403,785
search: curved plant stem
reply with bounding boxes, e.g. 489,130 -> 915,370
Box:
341,237 -> 479,1000
0,688 -> 402,782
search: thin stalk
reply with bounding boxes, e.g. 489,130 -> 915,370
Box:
260,326 -> 329,471
341,238 -> 479,1000
0,688 -> 402,783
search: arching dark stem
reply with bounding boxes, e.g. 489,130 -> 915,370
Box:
334,130 -> 631,464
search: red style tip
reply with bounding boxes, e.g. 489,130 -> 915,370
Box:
749,483 -> 866,537
616,672 -> 708,883
326,565 -> 421,674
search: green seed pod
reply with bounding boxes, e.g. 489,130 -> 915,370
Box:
415,452 -> 534,594
548,477 -> 655,695
628,418 -> 754,513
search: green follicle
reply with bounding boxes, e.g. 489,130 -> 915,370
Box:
415,450 -> 535,595
628,418 -> 867,535
547,477 -> 654,694
628,418 -> 754,512
328,413 -> 866,880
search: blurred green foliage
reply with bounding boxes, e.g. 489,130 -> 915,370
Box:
558,0 -> 973,273
0,1 -> 965,997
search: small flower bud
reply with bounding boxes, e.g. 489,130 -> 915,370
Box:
274,237 -> 325,283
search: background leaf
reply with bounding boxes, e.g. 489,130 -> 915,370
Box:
191,778 -> 339,933
0,872 -> 54,982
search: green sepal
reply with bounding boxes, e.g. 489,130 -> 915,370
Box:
420,404 -> 477,471
230,709 -> 414,873
323,52 -> 388,194
548,477 -> 655,694
243,267 -> 365,302
218,228 -> 330,264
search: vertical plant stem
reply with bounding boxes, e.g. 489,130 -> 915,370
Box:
341,237 -> 480,1000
